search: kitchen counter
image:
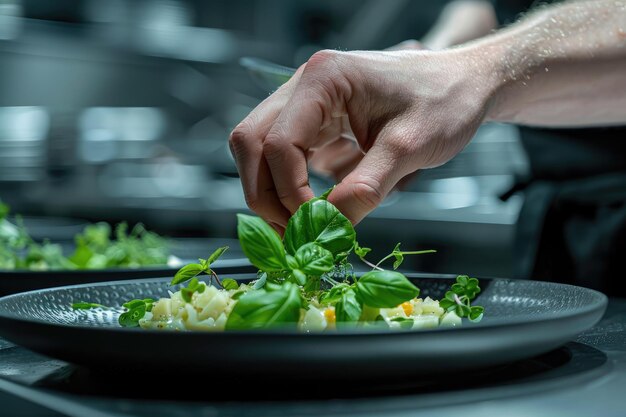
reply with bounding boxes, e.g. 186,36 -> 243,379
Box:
0,298 -> 624,417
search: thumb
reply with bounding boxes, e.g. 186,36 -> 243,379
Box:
327,140 -> 410,224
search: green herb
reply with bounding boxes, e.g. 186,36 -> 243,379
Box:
439,275 -> 484,321
335,288 -> 362,325
181,278 -> 206,302
283,197 -> 356,260
118,298 -> 155,327
71,302 -> 108,310
0,200 -> 172,271
391,317 -> 414,329
221,278 -> 239,290
354,242 -> 371,258
237,214 -> 288,272
356,270 -> 420,308
356,241 -> 436,270
170,246 -> 228,286
294,242 -> 334,276
68,192 -> 485,331
225,281 -> 301,330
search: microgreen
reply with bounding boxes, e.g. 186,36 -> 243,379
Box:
180,278 -> 206,302
0,200 -> 171,272
170,246 -> 228,286
355,241 -> 436,271
118,298 -> 155,327
439,275 -> 484,321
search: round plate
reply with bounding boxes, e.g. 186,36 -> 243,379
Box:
0,274 -> 607,380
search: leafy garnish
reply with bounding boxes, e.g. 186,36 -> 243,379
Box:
68,192 -> 485,331
237,214 -> 288,271
225,281 -> 301,330
356,270 -> 420,308
170,246 -> 228,286
118,298 -> 155,327
283,197 -> 356,260
181,278 -> 206,302
439,275 -> 484,321
221,278 -> 239,290
71,302 -> 108,310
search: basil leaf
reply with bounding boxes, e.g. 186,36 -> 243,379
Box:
225,282 -> 302,330
319,283 -> 350,305
335,288 -> 362,325
354,242 -> 371,258
207,246 -> 228,265
221,278 -> 239,290
319,187 -> 334,200
237,214 -> 288,272
252,272 -> 267,290
72,301 -> 107,310
391,317 -> 414,329
356,270 -> 420,308
294,242 -> 334,276
170,263 -> 204,285
291,269 -> 307,286
283,198 -> 356,259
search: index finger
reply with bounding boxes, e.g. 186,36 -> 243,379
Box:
262,57 -> 343,213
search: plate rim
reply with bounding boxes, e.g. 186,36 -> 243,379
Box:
0,274 -> 608,338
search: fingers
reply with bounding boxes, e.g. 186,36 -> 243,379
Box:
328,136 -> 412,224
229,73 -> 304,227
263,52 -> 348,213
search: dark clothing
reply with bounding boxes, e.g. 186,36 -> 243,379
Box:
493,0 -> 626,295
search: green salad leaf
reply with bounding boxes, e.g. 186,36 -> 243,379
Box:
356,270 -> 420,308
226,281 -> 301,330
283,197 -> 356,260
237,214 -> 288,272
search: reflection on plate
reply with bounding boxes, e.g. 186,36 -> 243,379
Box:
0,274 -> 607,381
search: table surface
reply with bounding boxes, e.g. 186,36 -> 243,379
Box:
0,299 -> 625,417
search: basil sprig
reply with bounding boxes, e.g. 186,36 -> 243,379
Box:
283,197 -> 356,260
226,282 -> 301,330
73,190 -> 484,330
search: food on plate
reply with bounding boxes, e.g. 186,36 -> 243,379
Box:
0,201 -> 169,271
73,190 -> 484,331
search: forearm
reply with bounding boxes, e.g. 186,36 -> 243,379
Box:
466,0 -> 626,127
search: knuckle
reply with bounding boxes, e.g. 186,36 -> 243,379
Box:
262,132 -> 284,161
229,122 -> 253,150
352,180 -> 384,210
307,49 -> 341,68
243,192 -> 261,212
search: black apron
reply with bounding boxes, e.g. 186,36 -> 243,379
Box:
493,0 -> 626,296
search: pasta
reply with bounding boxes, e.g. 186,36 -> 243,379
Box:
139,281 -> 463,332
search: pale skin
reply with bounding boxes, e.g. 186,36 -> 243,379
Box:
229,0 -> 626,231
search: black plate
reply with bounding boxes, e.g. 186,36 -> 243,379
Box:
0,274 -> 607,381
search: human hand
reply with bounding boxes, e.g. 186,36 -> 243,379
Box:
229,48 -> 498,227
